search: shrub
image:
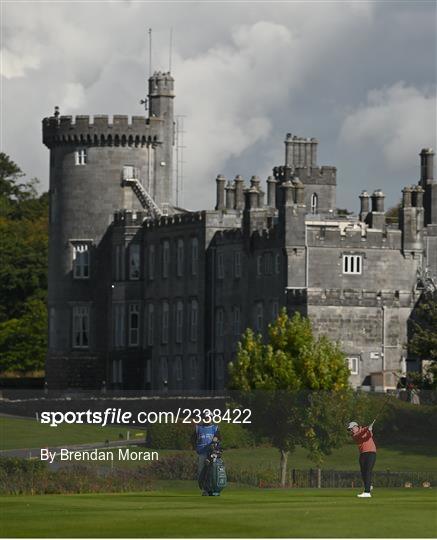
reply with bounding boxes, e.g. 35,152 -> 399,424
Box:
148,454 -> 197,480
145,422 -> 193,449
351,392 -> 437,444
146,421 -> 255,450
0,458 -> 153,495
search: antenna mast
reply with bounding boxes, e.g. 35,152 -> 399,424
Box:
169,27 -> 173,73
175,115 -> 186,207
148,28 -> 152,78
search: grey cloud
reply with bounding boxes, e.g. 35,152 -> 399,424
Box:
1,1 -> 435,214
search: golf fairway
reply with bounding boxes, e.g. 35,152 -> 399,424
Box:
1,483 -> 436,538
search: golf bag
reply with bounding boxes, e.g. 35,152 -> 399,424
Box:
198,440 -> 227,495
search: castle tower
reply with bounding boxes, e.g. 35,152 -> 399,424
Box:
42,73 -> 175,388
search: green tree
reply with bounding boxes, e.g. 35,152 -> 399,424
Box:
0,214 -> 48,321
0,153 -> 48,373
410,292 -> 437,362
228,310 -> 351,486
0,297 -> 47,373
386,204 -> 400,225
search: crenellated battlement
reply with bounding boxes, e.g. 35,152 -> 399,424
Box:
306,288 -> 416,308
144,210 -> 205,229
42,114 -> 161,148
274,165 -> 336,186
306,221 -> 402,249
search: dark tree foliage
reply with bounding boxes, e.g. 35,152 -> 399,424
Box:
0,153 -> 48,373
410,292 -> 437,362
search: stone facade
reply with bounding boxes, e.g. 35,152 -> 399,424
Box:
43,73 -> 436,391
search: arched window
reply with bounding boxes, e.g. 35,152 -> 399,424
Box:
216,308 -> 224,337
191,237 -> 199,276
147,304 -> 154,346
175,300 -> 184,343
162,240 -> 170,278
311,193 -> 318,214
161,301 -> 169,344
176,239 -> 184,277
190,300 -> 198,342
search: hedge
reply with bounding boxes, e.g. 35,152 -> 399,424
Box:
145,421 -> 255,450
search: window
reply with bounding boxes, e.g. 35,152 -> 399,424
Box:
72,305 -> 89,348
73,243 -> 90,279
191,238 -> 199,276
264,252 -> 273,275
162,240 -> 170,278
162,302 -> 169,344
216,308 -> 224,337
174,356 -> 183,382
148,245 -> 155,280
272,301 -> 279,321
147,304 -> 154,346
114,245 -> 125,281
160,356 -> 169,383
233,306 -> 241,337
112,359 -> 123,384
189,355 -> 198,380
234,251 -> 242,278
128,304 -> 140,346
175,301 -> 184,343
343,254 -> 362,275
346,357 -> 359,375
275,253 -> 281,274
311,193 -> 318,214
113,304 -> 125,348
256,255 -> 262,276
217,252 -> 224,279
190,300 -> 198,342
216,355 -> 224,381
75,148 -> 87,165
129,244 -> 140,280
144,359 -> 151,384
176,239 -> 184,277
255,303 -> 263,333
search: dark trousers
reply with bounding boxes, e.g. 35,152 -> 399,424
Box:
359,452 -> 376,492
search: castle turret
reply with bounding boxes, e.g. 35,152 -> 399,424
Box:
43,73 -> 176,389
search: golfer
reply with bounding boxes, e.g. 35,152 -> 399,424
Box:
192,417 -> 220,496
347,420 -> 376,498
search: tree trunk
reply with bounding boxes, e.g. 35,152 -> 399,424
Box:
317,467 -> 321,488
280,449 -> 289,487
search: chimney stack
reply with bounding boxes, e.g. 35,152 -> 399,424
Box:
233,175 -> 245,210
359,190 -> 370,222
215,175 -> 226,211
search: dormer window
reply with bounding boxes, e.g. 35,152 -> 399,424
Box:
75,148 -> 87,165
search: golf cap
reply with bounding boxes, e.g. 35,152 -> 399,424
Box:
347,421 -> 358,430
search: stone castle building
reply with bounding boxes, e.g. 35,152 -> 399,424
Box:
43,72 -> 437,391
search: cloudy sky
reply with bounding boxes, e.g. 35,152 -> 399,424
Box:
1,0 -> 436,212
